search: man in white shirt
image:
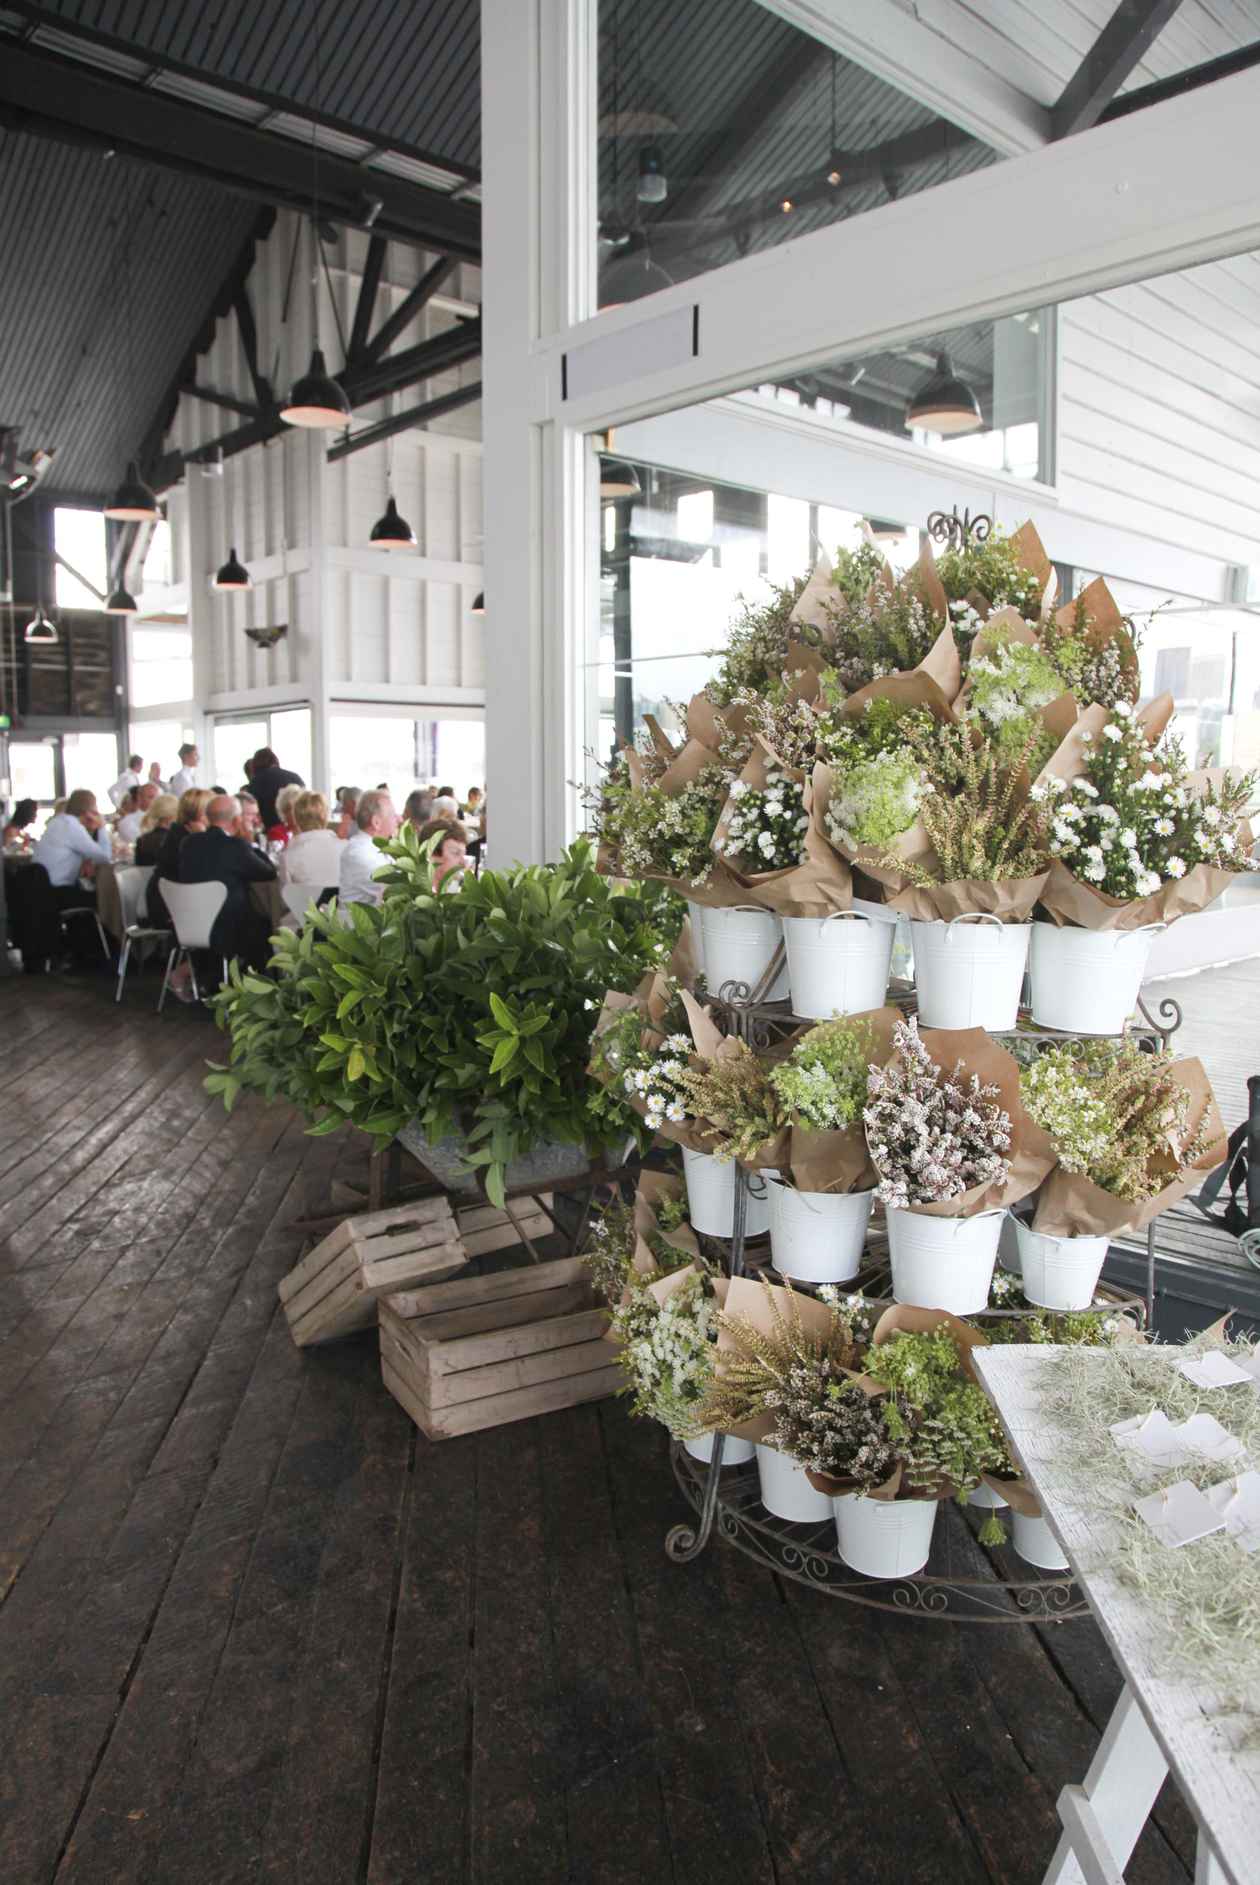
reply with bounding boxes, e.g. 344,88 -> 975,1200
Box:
32,789 -> 112,897
116,782 -> 159,845
169,742 -> 200,797
108,754 -> 144,809
339,789 -> 399,908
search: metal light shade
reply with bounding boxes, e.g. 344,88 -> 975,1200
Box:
280,347 -> 351,428
470,591 -> 485,614
104,584 -> 138,614
599,456 -> 641,498
213,546 -> 252,590
905,352 -> 983,436
368,496 -> 417,550
24,605 -> 58,643
103,459 -> 160,521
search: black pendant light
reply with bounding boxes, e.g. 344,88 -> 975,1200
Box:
212,546 -> 252,590
24,605 -> 58,644
281,341 -> 351,430
103,583 -> 138,615
368,495 -> 416,551
470,591 -> 485,615
599,457 -> 642,498
104,459 -> 159,523
905,352 -> 983,436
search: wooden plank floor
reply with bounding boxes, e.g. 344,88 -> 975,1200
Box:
0,970 -> 1230,1885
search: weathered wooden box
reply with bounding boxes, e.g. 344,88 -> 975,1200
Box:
379,1256 -> 621,1439
279,1197 -> 467,1347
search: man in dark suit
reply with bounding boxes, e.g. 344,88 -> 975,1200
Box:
249,746 -> 305,830
177,794 -> 278,971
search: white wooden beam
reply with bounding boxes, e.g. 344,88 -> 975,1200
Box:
758,0 -> 1050,155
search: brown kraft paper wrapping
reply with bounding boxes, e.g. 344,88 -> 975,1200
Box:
1035,699 -> 1254,930
786,1004 -> 903,1195
1031,1058 -> 1226,1240
789,551 -> 844,635
712,738 -> 853,918
810,759 -> 936,898
678,989 -> 791,1171
711,1272 -> 843,1447
883,869 -> 1049,925
1052,574 -> 1140,694
868,1025 -> 1056,1219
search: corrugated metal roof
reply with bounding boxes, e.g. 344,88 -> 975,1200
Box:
10,0 -> 482,172
0,130 -> 259,496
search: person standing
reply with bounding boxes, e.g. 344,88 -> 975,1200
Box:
109,754 -> 145,809
177,795 -> 278,973
32,789 -> 111,911
248,747 -> 304,829
168,743 -> 200,796
338,790 -> 398,907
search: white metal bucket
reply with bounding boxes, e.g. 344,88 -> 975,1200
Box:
1012,1510 -> 1069,1572
1014,1218 -> 1109,1311
1029,922 -> 1163,1034
967,1481 -> 1009,1511
768,1180 -> 873,1283
681,1147 -> 772,1239
701,905 -> 789,1002
833,1493 -> 938,1577
782,910 -> 894,1020
887,1207 -> 1002,1315
684,1431 -> 755,1466
685,899 -> 708,980
755,1445 -> 834,1522
910,912 -> 1030,1030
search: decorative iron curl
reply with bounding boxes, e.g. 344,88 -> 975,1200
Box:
926,506 -> 992,550
891,1581 -> 950,1614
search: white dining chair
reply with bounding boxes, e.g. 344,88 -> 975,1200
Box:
281,880 -> 321,924
113,864 -> 170,1003
158,880 -> 229,1009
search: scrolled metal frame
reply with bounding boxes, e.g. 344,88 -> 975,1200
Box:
926,506 -> 992,549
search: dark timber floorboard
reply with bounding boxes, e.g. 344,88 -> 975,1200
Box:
0,969 -> 1230,1883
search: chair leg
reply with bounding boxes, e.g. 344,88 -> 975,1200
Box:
188,954 -> 201,1004
115,933 -> 132,1003
158,945 -> 178,1011
94,915 -> 109,960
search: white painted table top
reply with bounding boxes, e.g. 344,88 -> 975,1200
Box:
973,1344 -> 1260,1885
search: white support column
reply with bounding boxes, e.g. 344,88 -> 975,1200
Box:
305,431 -> 332,794
184,465 -> 215,762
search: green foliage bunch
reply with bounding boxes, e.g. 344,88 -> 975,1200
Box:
679,1040 -> 787,1164
964,627 -> 1066,770
1020,1039 -> 1215,1204
206,836 -> 667,1205
863,1326 -> 1008,1499
894,721 -> 1049,885
769,1015 -> 874,1130
935,526 -> 1044,619
707,577 -> 809,705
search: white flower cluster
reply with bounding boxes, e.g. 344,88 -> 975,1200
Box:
622,1032 -> 693,1131
949,598 -> 985,638
826,748 -> 925,852
718,765 -> 809,872
614,1270 -> 718,1438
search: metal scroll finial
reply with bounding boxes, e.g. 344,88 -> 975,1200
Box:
926,506 -> 992,549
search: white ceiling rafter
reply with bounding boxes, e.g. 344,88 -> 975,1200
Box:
755,0 -> 1050,155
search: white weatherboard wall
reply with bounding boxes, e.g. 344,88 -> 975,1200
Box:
139,209 -> 483,787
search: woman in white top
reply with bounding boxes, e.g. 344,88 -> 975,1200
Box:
279,790 -> 343,890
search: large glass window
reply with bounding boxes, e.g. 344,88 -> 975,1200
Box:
130,625 -> 193,708
61,731 -> 120,807
211,708 -> 312,796
53,508 -> 107,608
132,720 -> 197,785
596,0 -> 996,309
329,710 -> 485,810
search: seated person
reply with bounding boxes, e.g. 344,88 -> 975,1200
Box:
177,794 -> 278,973
135,793 -> 179,867
417,818 -> 468,890
280,790 -> 343,890
31,789 -> 111,910
234,791 -> 263,846
3,797 -> 38,852
117,781 -> 160,845
266,781 -> 303,848
333,786 -> 360,841
403,788 -> 434,832
339,789 -> 399,907
147,787 -> 213,927
431,786 -> 460,819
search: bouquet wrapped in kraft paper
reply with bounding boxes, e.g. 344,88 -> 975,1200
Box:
776,1005 -> 903,1196
1031,1057 -> 1226,1240
627,1169 -> 703,1284
707,1271 -> 854,1448
1035,699 -> 1257,932
956,607 -> 1080,765
587,975 -> 722,1157
712,737 -> 853,918
868,1024 -> 1055,1221
802,537 -> 964,706
677,989 -> 791,1172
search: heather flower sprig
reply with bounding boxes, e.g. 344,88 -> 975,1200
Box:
826,582 -> 940,692
718,765 -> 809,871
767,1365 -> 901,1489
1039,595 -> 1139,711
611,1268 -> 719,1438
702,1278 -> 865,1436
892,721 -> 1049,885
1032,703 -> 1253,900
708,577 -> 810,705
864,1017 -> 1013,1209
680,1040 -> 787,1164
1020,1040 -> 1214,1204
769,1016 -> 874,1130
611,765 -> 732,888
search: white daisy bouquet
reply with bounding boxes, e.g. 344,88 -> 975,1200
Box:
1035,699 -> 1255,927
717,763 -> 809,871
611,1265 -> 721,1440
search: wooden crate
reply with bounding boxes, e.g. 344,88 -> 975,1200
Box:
457,1197 -> 553,1258
278,1197 -> 468,1347
379,1256 -> 621,1439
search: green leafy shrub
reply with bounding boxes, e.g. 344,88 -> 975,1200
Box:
206,836 -> 667,1204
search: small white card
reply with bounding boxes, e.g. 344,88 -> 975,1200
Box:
1177,1412 -> 1246,1464
1229,1354 -> 1260,1387
1176,1352 -> 1256,1389
1133,1480 -> 1226,1549
1205,1471 -> 1260,1554
1111,1409 -> 1189,1467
